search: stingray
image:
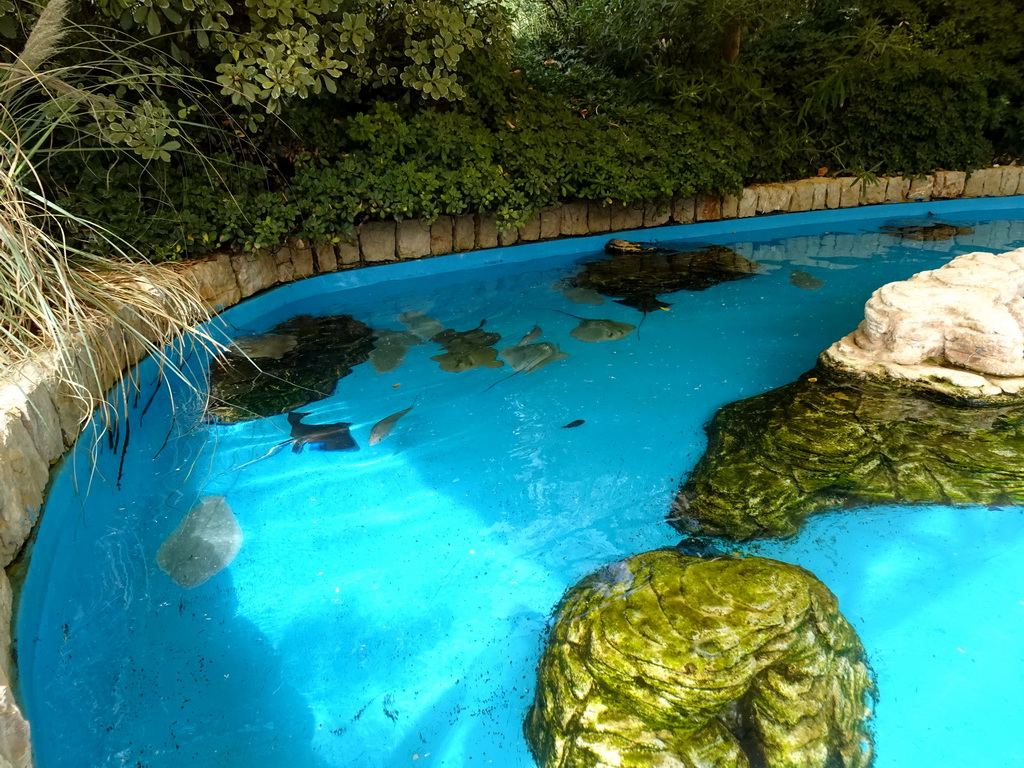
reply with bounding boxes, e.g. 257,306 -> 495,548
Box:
501,342 -> 569,373
429,319 -> 504,373
548,310 -> 635,342
369,329 -> 424,374
568,242 -> 760,315
398,310 -> 445,341
551,280 -> 605,306
287,411 -> 359,453
369,403 -> 415,445
789,269 -> 825,291
880,223 -> 974,241
157,496 -> 242,589
432,345 -> 504,372
229,333 -> 298,360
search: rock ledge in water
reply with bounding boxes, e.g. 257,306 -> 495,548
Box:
526,549 -> 874,768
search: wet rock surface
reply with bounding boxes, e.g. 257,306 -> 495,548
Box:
207,313 -> 375,423
568,242 -> 760,313
671,366 -> 1024,539
526,549 -> 873,768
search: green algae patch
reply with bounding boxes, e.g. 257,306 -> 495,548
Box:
670,366 -> 1024,540
207,313 -> 375,423
525,549 -> 873,768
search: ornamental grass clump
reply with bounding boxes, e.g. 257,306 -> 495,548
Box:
0,0 -> 219,433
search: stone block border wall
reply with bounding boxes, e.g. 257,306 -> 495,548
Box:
0,165 -> 1022,766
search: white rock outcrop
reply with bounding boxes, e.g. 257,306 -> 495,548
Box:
824,248 -> 1024,398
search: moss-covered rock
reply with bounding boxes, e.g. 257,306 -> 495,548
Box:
569,244 -> 760,313
671,365 -> 1024,540
207,314 -> 375,423
525,549 -> 873,768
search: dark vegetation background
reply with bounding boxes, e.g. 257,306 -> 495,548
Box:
3,0 -> 1022,260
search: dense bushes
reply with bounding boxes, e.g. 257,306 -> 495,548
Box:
4,0 -> 1023,260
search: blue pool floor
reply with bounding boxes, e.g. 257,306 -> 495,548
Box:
17,201 -> 1024,767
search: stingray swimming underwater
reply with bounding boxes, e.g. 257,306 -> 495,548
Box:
157,496 -> 242,589
429,319 -> 504,372
548,310 -> 636,342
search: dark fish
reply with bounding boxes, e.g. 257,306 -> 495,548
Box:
287,411 -> 358,453
789,269 -> 825,291
518,325 -> 542,346
562,419 -> 585,429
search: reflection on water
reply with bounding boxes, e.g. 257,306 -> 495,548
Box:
17,211 -> 1024,767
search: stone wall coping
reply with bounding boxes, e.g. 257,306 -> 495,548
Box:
0,165 -> 1022,765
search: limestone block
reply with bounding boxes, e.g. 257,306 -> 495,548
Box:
560,202 -> 589,236
838,178 -> 864,208
754,184 -> 792,214
336,236 -> 360,267
587,201 -> 612,233
188,252 -> 241,310
518,212 -> 542,241
810,179 -> 829,210
359,221 -> 397,263
396,219 -> 431,260
314,244 -> 337,273
229,250 -> 276,298
0,414 -> 47,565
0,366 -> 62,466
907,176 -> 934,201
669,197 -> 694,225
453,214 -> 476,251
786,179 -> 818,212
824,178 -> 844,209
643,200 -> 672,227
0,646 -> 30,768
475,214 -> 500,248
884,177 -> 910,203
982,167 -> 1006,197
539,207 -> 561,239
276,239 -> 314,282
999,166 -> 1022,196
608,202 -> 643,232
499,225 -> 519,247
430,216 -> 454,255
721,194 -> 740,218
737,188 -> 758,218
933,170 -> 966,199
860,179 -> 887,205
1018,169 -> 1024,196
695,194 -> 722,221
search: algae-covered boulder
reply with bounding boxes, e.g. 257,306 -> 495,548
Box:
526,549 -> 873,768
207,313 -> 375,423
671,366 -> 1024,540
568,243 -> 760,313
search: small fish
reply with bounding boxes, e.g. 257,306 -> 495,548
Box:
789,269 -> 825,291
157,496 -> 242,589
398,311 -> 445,341
288,411 -> 358,453
518,325 -> 542,346
369,403 -> 415,446
549,309 -> 635,342
562,419 -> 585,429
229,333 -> 297,360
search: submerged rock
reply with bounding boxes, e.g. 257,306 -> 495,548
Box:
880,222 -> 974,241
157,496 -> 242,589
526,549 -> 873,768
207,314 -> 375,423
671,365 -> 1024,540
568,242 -> 760,313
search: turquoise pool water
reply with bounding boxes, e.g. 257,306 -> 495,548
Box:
18,199 -> 1024,767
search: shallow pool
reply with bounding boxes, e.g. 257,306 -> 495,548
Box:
19,199 -> 1024,767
